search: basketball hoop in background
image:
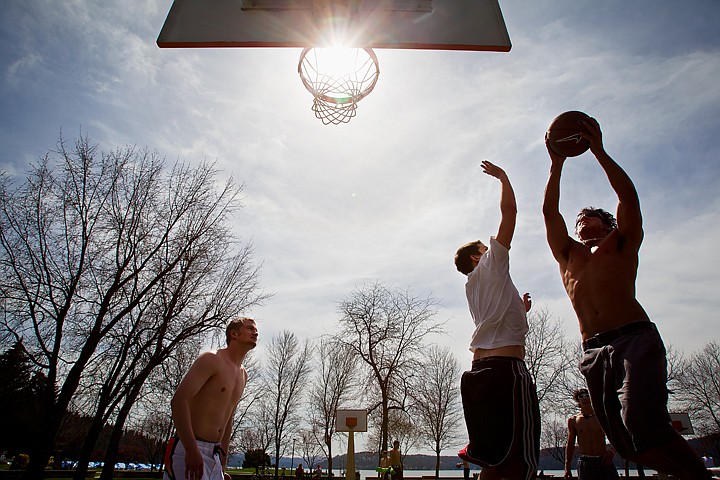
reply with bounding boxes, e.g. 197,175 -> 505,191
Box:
298,47 -> 379,125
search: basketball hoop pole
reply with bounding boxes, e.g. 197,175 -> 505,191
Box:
346,429 -> 356,480
336,411 -> 365,480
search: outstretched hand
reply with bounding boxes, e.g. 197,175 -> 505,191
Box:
481,160 -> 508,181
580,116 -> 605,155
523,292 -> 532,312
545,132 -> 567,165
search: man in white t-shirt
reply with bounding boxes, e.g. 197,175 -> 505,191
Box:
454,161 -> 539,480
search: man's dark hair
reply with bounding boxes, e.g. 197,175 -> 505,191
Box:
454,240 -> 484,275
573,388 -> 589,403
575,207 -> 617,236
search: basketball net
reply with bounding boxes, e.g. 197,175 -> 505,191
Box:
297,0 -> 380,125
298,47 -> 379,125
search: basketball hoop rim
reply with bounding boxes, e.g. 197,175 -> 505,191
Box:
297,47 -> 380,105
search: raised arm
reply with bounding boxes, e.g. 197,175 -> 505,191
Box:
542,136 -> 572,265
481,160 -> 517,249
582,118 -> 643,247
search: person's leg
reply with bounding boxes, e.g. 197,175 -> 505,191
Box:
164,438 -> 182,480
631,434 -> 711,480
481,361 -> 538,480
617,331 -> 710,479
460,359 -> 515,466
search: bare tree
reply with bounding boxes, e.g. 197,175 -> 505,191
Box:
409,346 -> 464,478
366,407 -> 418,462
308,338 -> 358,474
134,411 -> 173,470
235,397 -> 274,457
264,331 -> 314,477
540,416 -> 568,466
0,135 -> 265,478
524,306 -> 586,461
230,351 -> 262,450
674,342 -> 720,436
553,341 -> 588,420
525,306 -> 576,409
298,429 -> 324,473
334,282 -> 442,459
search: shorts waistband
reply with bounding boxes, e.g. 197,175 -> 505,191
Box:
582,321 -> 656,350
175,436 -> 224,457
473,355 -> 523,362
471,356 -> 525,370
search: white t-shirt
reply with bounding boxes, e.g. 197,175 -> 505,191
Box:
465,237 -> 528,351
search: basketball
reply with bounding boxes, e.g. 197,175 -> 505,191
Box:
546,111 -> 592,157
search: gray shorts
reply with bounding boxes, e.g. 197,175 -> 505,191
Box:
579,322 -> 677,458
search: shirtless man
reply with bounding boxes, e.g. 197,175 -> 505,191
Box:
165,317 -> 258,480
564,388 -> 618,480
388,440 -> 403,480
542,117 -> 710,480
455,161 -> 539,480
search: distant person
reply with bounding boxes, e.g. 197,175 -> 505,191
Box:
462,460 -> 470,480
542,116 -> 711,480
455,161 -> 540,480
378,453 -> 393,480
313,466 -> 322,480
296,463 -> 305,479
164,317 -> 257,480
388,440 -> 403,480
564,388 -> 618,479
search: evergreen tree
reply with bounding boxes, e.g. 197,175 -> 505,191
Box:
0,341 -> 50,456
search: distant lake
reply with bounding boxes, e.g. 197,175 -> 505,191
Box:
353,468 -> 654,479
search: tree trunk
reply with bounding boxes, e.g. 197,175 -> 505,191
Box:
73,400 -> 112,480
99,373 -> 149,480
24,401 -> 63,479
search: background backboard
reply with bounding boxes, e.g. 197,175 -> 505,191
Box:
670,412 -> 694,435
335,409 -> 368,432
157,0 -> 511,51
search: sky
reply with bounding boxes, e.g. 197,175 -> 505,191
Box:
1,0 -> 720,456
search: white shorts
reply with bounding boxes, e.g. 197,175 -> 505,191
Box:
164,437 -> 224,480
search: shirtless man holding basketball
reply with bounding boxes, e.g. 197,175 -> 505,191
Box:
165,317 -> 258,480
542,117 -> 710,480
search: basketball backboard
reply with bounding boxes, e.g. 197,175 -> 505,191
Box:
670,412 -> 694,435
157,0 -> 511,52
335,409 -> 368,432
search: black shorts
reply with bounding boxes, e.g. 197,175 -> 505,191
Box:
577,455 -> 619,480
460,356 -> 540,471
